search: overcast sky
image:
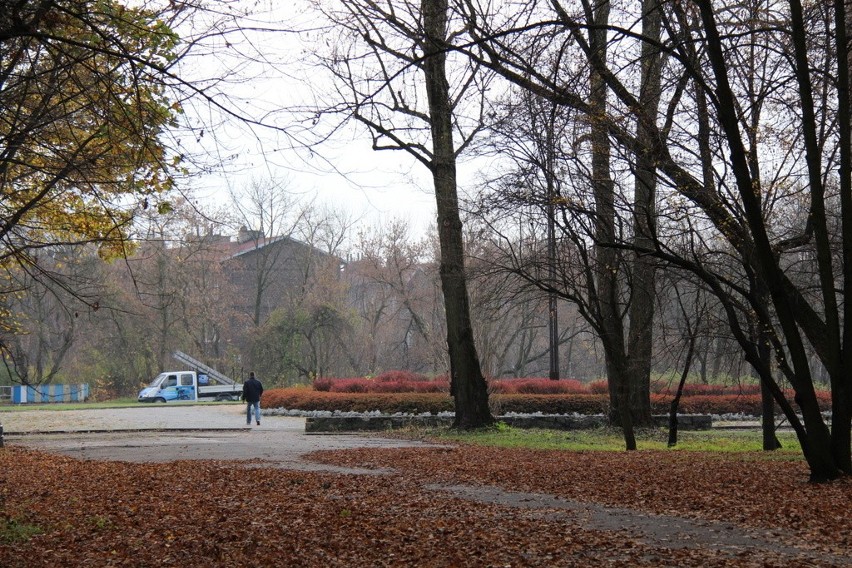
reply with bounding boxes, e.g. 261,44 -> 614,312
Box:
172,2 -> 441,240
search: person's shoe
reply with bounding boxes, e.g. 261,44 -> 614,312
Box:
256,421 -> 260,425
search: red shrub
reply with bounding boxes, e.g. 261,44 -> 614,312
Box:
371,381 -> 415,393
310,374 -> 449,394
494,394 -> 610,414
652,381 -> 764,397
262,388 -> 454,414
370,380 -> 448,394
649,393 -> 798,415
488,380 -> 513,394
412,380 -> 449,393
496,378 -> 588,395
293,375 -> 834,415
264,386 -> 833,416
332,379 -> 371,393
374,370 -> 430,383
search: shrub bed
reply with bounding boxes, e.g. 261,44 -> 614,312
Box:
308,375 -> 823,400
649,394 -> 765,415
262,389 -> 454,414
490,379 -> 589,395
263,388 -> 831,415
651,383 -> 763,397
491,394 -> 609,414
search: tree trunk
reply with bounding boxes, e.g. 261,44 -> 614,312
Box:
668,331 -> 696,447
626,0 -> 662,427
421,0 -> 493,429
757,325 -> 781,451
698,0 -> 841,480
760,381 -> 781,451
831,0 -> 852,475
588,0 -> 635,449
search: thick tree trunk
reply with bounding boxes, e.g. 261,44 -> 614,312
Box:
830,366 -> 852,472
588,0 -> 635,449
760,381 -> 781,451
832,0 -> 852,475
626,0 -> 662,427
421,0 -> 493,429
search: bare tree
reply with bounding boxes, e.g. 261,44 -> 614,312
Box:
350,220 -> 444,373
452,0 -> 851,479
311,0 -> 493,427
228,177 -> 304,327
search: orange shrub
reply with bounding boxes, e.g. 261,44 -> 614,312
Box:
492,394 -> 609,414
264,386 -> 834,416
262,388 -> 453,414
652,394 -> 763,415
491,378 -> 587,395
651,381 -> 763,397
374,370 -> 431,382
309,374 -> 449,394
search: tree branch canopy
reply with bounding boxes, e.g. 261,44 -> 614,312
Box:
0,0 -> 181,267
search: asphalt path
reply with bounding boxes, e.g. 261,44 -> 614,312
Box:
0,404 -> 435,473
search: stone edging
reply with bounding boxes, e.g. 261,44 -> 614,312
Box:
305,414 -> 712,432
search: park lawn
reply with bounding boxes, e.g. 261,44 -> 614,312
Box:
423,424 -> 805,454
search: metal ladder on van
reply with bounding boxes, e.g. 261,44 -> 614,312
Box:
171,351 -> 236,385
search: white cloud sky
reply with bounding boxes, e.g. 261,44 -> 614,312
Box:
169,1 -> 440,240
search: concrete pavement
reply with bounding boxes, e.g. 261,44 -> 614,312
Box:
0,404 -> 438,473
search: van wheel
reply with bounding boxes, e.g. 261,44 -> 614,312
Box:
155,397 -> 166,403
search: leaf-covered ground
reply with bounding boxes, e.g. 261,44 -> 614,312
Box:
0,444 -> 849,566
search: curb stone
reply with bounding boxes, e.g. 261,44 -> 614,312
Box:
305,413 -> 712,432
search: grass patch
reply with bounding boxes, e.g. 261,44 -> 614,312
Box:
0,399 -> 240,412
0,517 -> 42,544
0,399 -> 140,412
88,515 -> 114,530
424,424 -> 804,456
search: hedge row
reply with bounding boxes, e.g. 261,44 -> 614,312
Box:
311,375 -> 779,396
313,378 -> 448,394
261,389 -> 454,414
262,388 -> 833,415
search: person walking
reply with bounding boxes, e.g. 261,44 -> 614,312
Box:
242,372 -> 264,426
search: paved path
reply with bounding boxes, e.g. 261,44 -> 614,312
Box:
0,405 -> 435,473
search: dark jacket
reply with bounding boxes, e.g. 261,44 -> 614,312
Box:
242,377 -> 264,403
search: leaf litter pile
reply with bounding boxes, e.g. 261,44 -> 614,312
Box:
0,443 -> 849,567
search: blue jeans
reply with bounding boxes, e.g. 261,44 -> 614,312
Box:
246,401 -> 261,424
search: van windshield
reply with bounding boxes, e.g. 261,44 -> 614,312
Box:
146,373 -> 169,388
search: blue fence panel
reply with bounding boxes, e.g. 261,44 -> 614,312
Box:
9,384 -> 89,404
